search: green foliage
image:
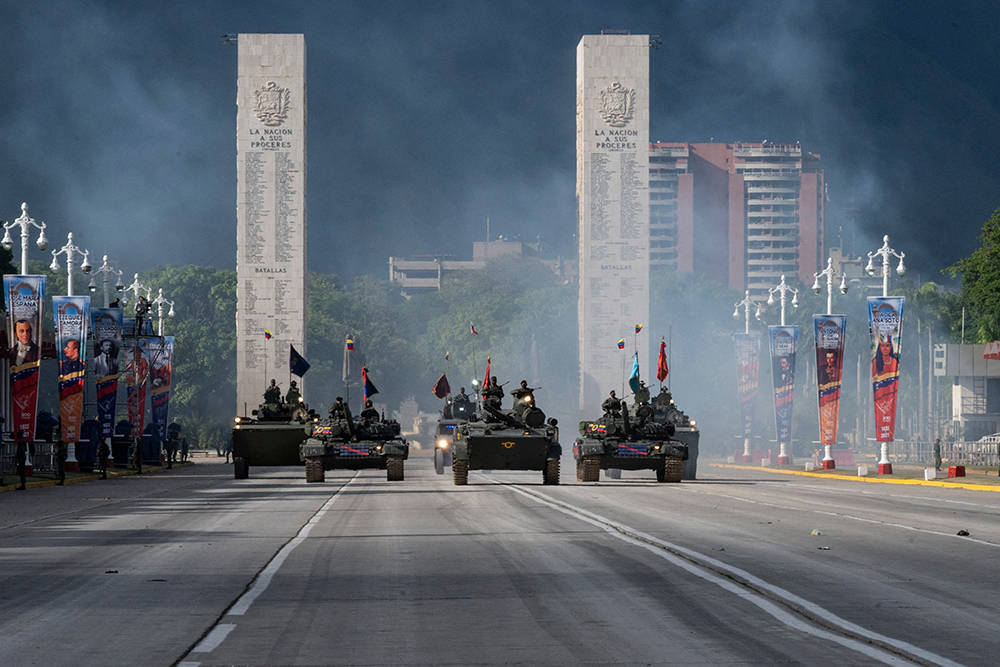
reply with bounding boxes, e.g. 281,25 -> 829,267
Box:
947,207 -> 1000,342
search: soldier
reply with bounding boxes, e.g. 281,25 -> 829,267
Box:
483,376 -> 504,409
633,380 -> 650,405
933,437 -> 942,471
180,437 -> 189,463
97,439 -> 110,479
455,387 -> 470,404
164,434 -> 176,469
55,440 -> 67,485
285,380 -> 301,406
510,380 -> 535,404
329,397 -> 350,419
264,379 -> 281,404
15,437 -> 27,490
602,390 -> 622,416
360,399 -> 379,424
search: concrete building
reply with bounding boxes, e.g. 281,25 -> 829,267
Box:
934,343 -> 1000,440
648,141 -> 824,295
388,239 -> 574,294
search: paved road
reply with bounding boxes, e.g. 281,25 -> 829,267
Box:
1,457 -> 998,665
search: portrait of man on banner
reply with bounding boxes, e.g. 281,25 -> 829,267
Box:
5,275 -> 46,442
8,318 -> 40,366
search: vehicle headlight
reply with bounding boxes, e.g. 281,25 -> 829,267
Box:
689,419 -> 696,426
437,439 -> 450,449
523,395 -> 532,404
234,416 -> 241,424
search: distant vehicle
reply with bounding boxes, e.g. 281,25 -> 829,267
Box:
452,384 -> 561,485
434,394 -> 476,474
573,386 -> 698,483
300,407 -> 409,482
231,397 -> 314,479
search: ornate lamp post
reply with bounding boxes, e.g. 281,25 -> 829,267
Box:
766,275 -> 798,465
733,290 -> 763,462
49,234 -> 93,472
812,258 -> 848,315
150,288 -> 175,337
88,255 -> 125,307
812,258 -> 849,469
1,202 -> 49,273
866,235 -> 906,474
49,233 -> 93,296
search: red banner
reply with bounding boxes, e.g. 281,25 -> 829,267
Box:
868,297 -> 904,442
5,276 -> 45,442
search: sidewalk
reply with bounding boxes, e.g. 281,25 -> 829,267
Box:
0,460 -> 197,492
710,461 -> 1000,492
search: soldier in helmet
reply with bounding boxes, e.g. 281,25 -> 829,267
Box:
360,399 -> 380,424
510,380 -> 535,405
602,390 -> 622,416
264,379 -> 281,404
329,397 -> 350,420
633,380 -> 650,406
285,380 -> 301,406
483,376 -> 504,409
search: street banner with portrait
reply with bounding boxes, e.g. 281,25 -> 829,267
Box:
4,275 -> 45,441
124,335 -> 151,439
734,334 -> 761,440
149,336 -> 174,440
769,326 -> 798,445
53,296 -> 90,444
868,297 -> 905,442
813,315 -> 847,445
91,307 -> 123,439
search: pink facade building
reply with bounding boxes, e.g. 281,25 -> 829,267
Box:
649,141 -> 824,295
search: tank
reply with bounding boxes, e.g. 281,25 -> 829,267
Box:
573,385 -> 698,483
434,394 -> 477,474
451,386 -> 561,485
231,399 -> 313,479
300,408 -> 409,482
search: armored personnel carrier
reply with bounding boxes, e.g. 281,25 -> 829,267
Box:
451,385 -> 561,485
434,393 -> 476,474
573,385 -> 697,483
231,398 -> 313,479
300,407 -> 409,482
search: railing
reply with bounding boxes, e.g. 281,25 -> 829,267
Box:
876,440 -> 1000,468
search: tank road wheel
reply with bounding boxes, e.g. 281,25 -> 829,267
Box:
657,458 -> 683,483
543,458 -> 560,485
452,458 -> 469,486
606,468 -> 622,480
582,457 -> 601,482
387,458 -> 404,481
305,457 -> 325,483
233,457 -> 249,480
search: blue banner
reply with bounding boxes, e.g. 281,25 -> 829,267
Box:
734,333 -> 760,439
814,315 -> 847,445
769,325 -> 798,445
54,295 -> 90,444
91,307 -> 123,439
149,336 -> 174,440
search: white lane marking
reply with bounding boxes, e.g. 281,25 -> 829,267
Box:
191,623 -> 236,653
228,474 -> 358,616
497,479 -> 958,667
685,487 -> 1000,548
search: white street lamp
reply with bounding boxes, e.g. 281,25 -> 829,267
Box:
732,290 -> 763,335
88,255 -> 125,307
865,234 -> 906,298
766,274 -> 798,326
49,233 -> 92,296
812,257 -> 848,315
2,202 -> 48,273
150,287 -> 176,337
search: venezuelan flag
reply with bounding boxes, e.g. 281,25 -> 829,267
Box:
617,338 -> 626,349
264,329 -> 272,340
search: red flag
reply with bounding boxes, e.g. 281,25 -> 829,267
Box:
482,356 -> 491,389
433,373 -> 451,399
656,341 -> 669,383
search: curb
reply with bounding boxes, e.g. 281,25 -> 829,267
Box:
710,463 -> 1000,493
0,461 -> 194,493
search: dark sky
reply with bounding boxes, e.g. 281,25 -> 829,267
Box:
0,0 -> 997,283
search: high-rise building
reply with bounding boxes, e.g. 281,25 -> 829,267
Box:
648,141 -> 824,294
577,33 -> 650,412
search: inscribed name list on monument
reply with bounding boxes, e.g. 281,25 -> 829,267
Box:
236,34 -> 306,415
576,34 -> 650,411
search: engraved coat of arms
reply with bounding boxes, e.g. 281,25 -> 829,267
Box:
599,82 -> 635,127
254,81 -> 290,126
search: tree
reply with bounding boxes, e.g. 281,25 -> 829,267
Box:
947,207 -> 1000,342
